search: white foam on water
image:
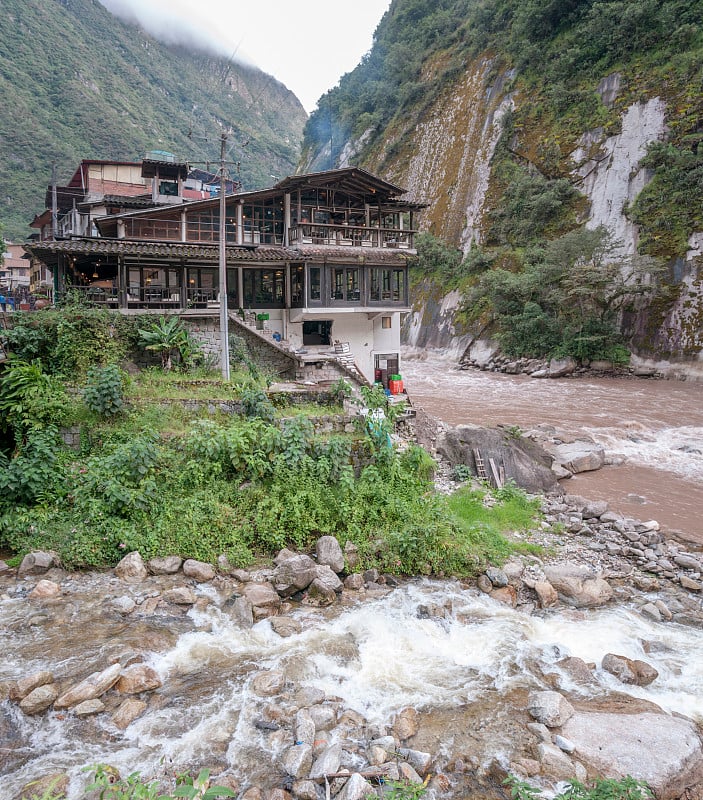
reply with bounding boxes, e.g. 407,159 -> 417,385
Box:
6,582 -> 703,799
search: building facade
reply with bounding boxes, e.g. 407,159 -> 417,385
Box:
25,167 -> 425,386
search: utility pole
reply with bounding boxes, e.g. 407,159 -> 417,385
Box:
51,162 -> 58,239
218,132 -> 230,380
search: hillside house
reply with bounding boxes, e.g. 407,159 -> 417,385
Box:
24,166 -> 425,386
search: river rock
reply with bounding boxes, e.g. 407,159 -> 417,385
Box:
551,442 -> 605,474
148,556 -> 183,574
73,698 -> 105,716
548,357 -> 577,378
543,563 -> 613,607
19,684 -> 59,715
526,722 -> 551,743
242,582 -> 281,616
527,691 -> 574,728
583,499 -> 609,518
16,774 -> 69,800
491,585 -> 517,607
112,697 -> 147,729
397,748 -> 432,776
485,567 -> 508,587
477,574 -> 492,593
273,555 -> 318,596
310,742 -> 342,778
29,579 -> 61,599
393,707 -> 419,741
335,773 -> 375,800
182,559 -> 216,582
307,565 -> 343,605
307,704 -> 337,731
251,669 -> 286,697
17,551 -> 56,578
112,596 -> 136,615
534,580 -> 559,608
538,742 -> 586,782
398,762 -> 423,784
116,664 -> 162,693
270,616 -> 302,637
557,657 -> 595,685
602,653 -> 658,686
54,663 -> 122,710
266,791 -> 292,800
344,542 -> 360,571
316,536 -> 345,573
675,554 -> 702,570
680,575 -> 702,591
561,710 -> 703,798
295,708 -> 316,746
280,743 -> 313,779
11,670 -> 54,700
229,595 -> 254,627
344,574 -> 364,590
163,586 -> 197,605
291,780 -> 318,800
114,551 -> 147,582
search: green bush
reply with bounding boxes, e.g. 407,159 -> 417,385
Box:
83,364 -> 125,416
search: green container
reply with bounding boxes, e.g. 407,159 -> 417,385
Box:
390,374 -> 402,381
256,313 -> 270,321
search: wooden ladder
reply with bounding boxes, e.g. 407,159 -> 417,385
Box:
473,448 -> 488,480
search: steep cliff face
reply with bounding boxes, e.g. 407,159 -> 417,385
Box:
301,0 -> 702,375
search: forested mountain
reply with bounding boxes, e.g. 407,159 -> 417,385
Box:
303,0 -> 703,371
0,0 -> 307,240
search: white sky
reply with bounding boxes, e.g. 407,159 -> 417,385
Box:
100,0 -> 392,113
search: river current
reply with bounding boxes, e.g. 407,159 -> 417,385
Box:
401,354 -> 703,546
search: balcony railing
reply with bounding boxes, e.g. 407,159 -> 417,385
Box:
289,224 -> 413,249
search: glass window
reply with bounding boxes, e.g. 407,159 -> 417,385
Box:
243,269 -> 284,307
309,267 -> 321,302
370,268 -> 406,303
291,265 -> 304,306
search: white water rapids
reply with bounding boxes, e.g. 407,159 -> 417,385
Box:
3,577 -> 703,798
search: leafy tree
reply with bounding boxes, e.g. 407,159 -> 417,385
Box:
468,226 -> 663,361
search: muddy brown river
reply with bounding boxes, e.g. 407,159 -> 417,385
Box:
401,355 -> 703,546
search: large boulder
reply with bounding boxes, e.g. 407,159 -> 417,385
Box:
543,563 -> 613,607
316,536 -> 345,573
436,425 -> 559,493
550,442 -> 605,474
115,664 -> 162,694
561,710 -> 703,799
242,583 -> 281,617
17,551 -> 56,578
114,552 -> 148,582
19,684 -> 59,715
182,559 -> 216,582
601,653 -> 658,686
273,555 -> 318,596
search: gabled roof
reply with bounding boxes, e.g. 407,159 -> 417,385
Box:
275,167 -> 407,200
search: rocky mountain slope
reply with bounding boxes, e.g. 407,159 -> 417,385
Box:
0,0 -> 307,240
302,0 -> 703,376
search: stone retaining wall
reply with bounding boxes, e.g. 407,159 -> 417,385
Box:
183,316 -> 299,381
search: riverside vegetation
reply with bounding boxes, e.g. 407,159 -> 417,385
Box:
0,306 -> 539,576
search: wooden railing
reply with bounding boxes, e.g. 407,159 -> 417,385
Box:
289,224 -> 413,249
